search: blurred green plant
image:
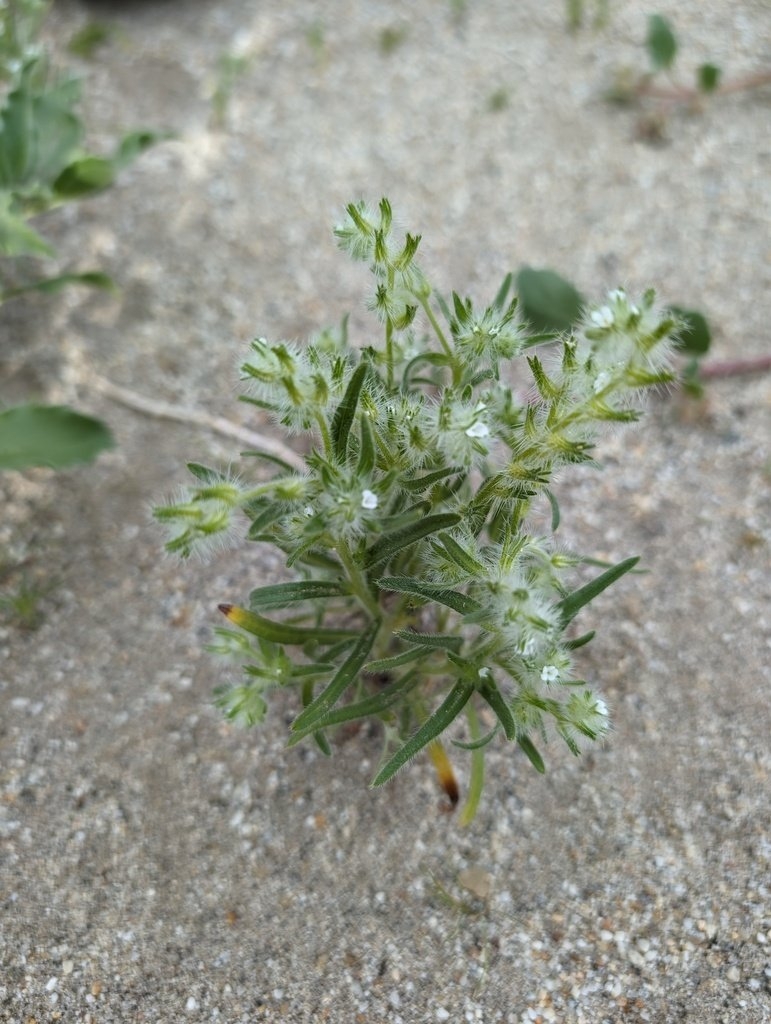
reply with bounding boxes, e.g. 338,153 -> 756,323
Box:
566,0 -> 609,31
0,0 -> 159,470
608,13 -> 770,135
157,200 -> 680,820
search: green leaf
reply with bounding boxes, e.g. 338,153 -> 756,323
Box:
248,580 -> 350,611
52,156 -> 115,198
669,306 -> 712,357
697,63 -> 721,93
393,629 -> 463,653
646,14 -> 678,71
518,735 -> 546,773
1,270 -> 114,301
435,532 -> 486,576
401,465 -> 464,493
114,130 -> 163,171
356,414 -> 376,477
291,618 -> 380,730
371,678 -> 475,787
218,604 -> 358,646
516,267 -> 584,333
565,630 -> 596,650
0,404 -> 114,470
492,271 -> 513,311
451,725 -> 499,750
364,646 -> 429,673
556,556 -> 640,626
331,361 -> 368,462
0,192 -> 54,257
0,70 -> 82,189
363,512 -> 462,569
544,487 -> 561,531
287,670 -> 421,747
377,576 -> 481,616
477,678 -> 516,739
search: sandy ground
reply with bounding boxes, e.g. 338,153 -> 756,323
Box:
1,1 -> 770,1021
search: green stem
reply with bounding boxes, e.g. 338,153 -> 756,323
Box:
418,294 -> 453,360
459,699 -> 485,826
336,538 -> 380,618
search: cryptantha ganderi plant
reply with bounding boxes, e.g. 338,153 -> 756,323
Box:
155,199 -> 677,821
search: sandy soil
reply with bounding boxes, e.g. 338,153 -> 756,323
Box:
1,1 -> 770,1021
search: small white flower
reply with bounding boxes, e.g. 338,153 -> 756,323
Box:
608,288 -> 626,302
303,505 -> 314,517
594,697 -> 609,717
361,489 -> 378,510
478,667 -> 491,679
590,306 -> 614,329
593,370 -> 611,394
540,664 -> 560,683
465,421 -> 490,439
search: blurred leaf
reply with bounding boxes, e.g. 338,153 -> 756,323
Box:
68,22 -> 112,59
52,156 -> 115,198
1,270 -> 114,301
0,192 -> 54,256
697,63 -> 721,93
669,306 -> 712,356
516,267 -> 584,333
0,68 -> 82,189
114,130 -> 165,171
0,404 -> 114,469
646,15 -> 678,72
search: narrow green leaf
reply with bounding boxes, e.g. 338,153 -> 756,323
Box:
371,679 -> 474,787
565,630 -> 596,650
249,580 -> 350,611
218,604 -> 358,645
646,14 -> 678,71
313,731 -> 332,755
516,267 -> 584,333
452,725 -> 500,751
291,618 -> 380,730
436,533 -> 486,576
401,465 -> 464,493
377,576 -> 481,615
544,487 -> 561,531
331,361 -> 367,462
287,670 -> 421,747
492,272 -> 513,311
393,629 -> 463,653
477,679 -> 516,740
363,512 -> 462,569
0,404 -> 114,469
518,735 -> 546,773
364,646 -> 428,673
556,556 -> 639,626
357,414 -> 376,477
